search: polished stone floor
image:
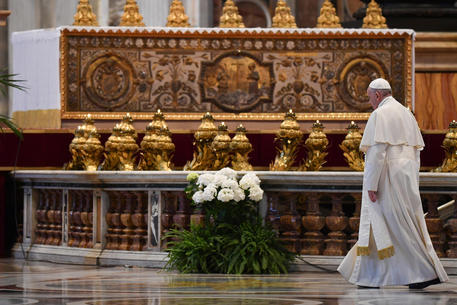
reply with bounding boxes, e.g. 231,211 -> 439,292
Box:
1,258 -> 457,305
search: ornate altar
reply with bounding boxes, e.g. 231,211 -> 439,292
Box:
11,26 -> 414,129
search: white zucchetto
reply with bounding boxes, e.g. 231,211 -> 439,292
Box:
368,78 -> 391,90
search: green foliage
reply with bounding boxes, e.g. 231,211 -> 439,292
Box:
165,220 -> 296,274
0,71 -> 27,140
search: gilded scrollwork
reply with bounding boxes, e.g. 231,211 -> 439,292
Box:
61,29 -> 412,120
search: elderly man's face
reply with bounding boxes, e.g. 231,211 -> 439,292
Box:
367,88 -> 379,110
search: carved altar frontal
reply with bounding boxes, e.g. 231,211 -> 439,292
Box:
61,27 -> 414,121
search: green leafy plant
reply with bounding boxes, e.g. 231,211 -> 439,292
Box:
165,168 -> 296,274
0,71 -> 27,139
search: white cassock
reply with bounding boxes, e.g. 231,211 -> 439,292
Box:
338,96 -> 448,287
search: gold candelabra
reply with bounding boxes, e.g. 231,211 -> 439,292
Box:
316,0 -> 342,28
212,122 -> 232,170
272,0 -> 297,28
138,110 -> 175,171
231,124 -> 253,171
339,121 -> 364,171
73,0 -> 98,26
120,0 -> 145,26
299,120 -> 328,171
219,0 -> 245,28
184,112 -> 218,171
433,120 -> 457,172
166,0 -> 190,27
101,113 -> 139,171
362,0 -> 388,29
270,109 -> 303,171
66,114 -> 103,171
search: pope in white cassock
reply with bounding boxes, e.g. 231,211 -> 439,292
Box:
338,78 -> 448,289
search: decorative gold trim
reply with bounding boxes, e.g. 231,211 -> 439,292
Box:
377,245 -> 394,260
357,246 -> 370,256
59,28 -> 413,121
406,35 -> 413,110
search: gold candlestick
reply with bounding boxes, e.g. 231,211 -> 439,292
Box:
270,109 -> 303,171
339,121 -> 364,171
316,0 -> 341,28
120,0 -> 145,26
166,0 -> 190,27
433,120 -> 457,172
231,124 -> 253,171
272,0 -> 297,28
73,0 -> 98,26
299,120 -> 328,171
212,122 -> 232,170
219,0 -> 245,28
362,0 -> 388,29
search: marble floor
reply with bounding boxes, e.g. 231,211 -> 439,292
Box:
1,258 -> 457,305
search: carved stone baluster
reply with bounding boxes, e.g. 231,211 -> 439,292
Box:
301,193 -> 325,255
80,191 -> 93,248
173,192 -> 190,230
73,191 -> 84,247
45,190 -> 56,245
34,190 -> 46,244
266,192 -> 280,232
425,194 -> 445,257
324,194 -> 348,256
445,195 -> 457,257
279,193 -> 301,253
120,192 -> 134,251
53,190 -> 63,246
105,192 -> 116,250
348,193 -> 362,249
68,191 -> 77,247
131,191 -> 147,251
87,191 -> 94,248
161,192 -> 176,248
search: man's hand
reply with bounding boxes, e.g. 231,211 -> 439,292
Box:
368,190 -> 377,202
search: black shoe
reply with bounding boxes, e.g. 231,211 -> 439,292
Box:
357,285 -> 379,289
408,278 -> 441,289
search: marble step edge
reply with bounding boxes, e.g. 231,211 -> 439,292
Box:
11,243 -> 457,274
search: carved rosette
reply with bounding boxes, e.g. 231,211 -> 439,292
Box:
184,112 -> 218,171
166,0 -> 190,27
270,109 -> 303,171
73,0 -> 98,26
316,0 -> 341,28
219,0 -> 245,28
340,121 -> 364,171
362,0 -> 388,29
433,120 -> 457,173
230,124 -> 253,171
300,120 -> 328,171
211,122 -> 232,170
272,0 -> 297,28
120,0 -> 145,26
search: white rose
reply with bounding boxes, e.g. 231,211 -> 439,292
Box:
218,167 -> 237,180
202,183 -> 217,201
239,173 -> 260,190
233,188 -> 246,202
212,174 -> 228,187
192,190 -> 204,204
197,173 -> 215,187
248,185 -> 264,202
217,188 -> 235,202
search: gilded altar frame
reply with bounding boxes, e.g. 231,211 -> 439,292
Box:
60,27 -> 414,122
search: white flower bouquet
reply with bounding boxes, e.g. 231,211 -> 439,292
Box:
185,168 -> 264,225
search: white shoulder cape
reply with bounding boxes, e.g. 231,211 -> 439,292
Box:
360,96 -> 425,152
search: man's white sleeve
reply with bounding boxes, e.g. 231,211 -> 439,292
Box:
363,143 -> 387,191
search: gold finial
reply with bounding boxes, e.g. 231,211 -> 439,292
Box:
339,121 -> 364,171
362,0 -> 388,29
272,0 -> 297,28
270,110 -> 303,171
316,0 -> 342,28
432,120 -> 457,173
73,0 -> 98,26
166,0 -> 190,27
120,0 -> 145,27
299,120 -> 329,171
212,123 -> 232,170
231,124 -> 253,171
219,0 -> 245,28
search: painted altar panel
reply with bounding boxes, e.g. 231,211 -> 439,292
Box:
61,27 -> 414,121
